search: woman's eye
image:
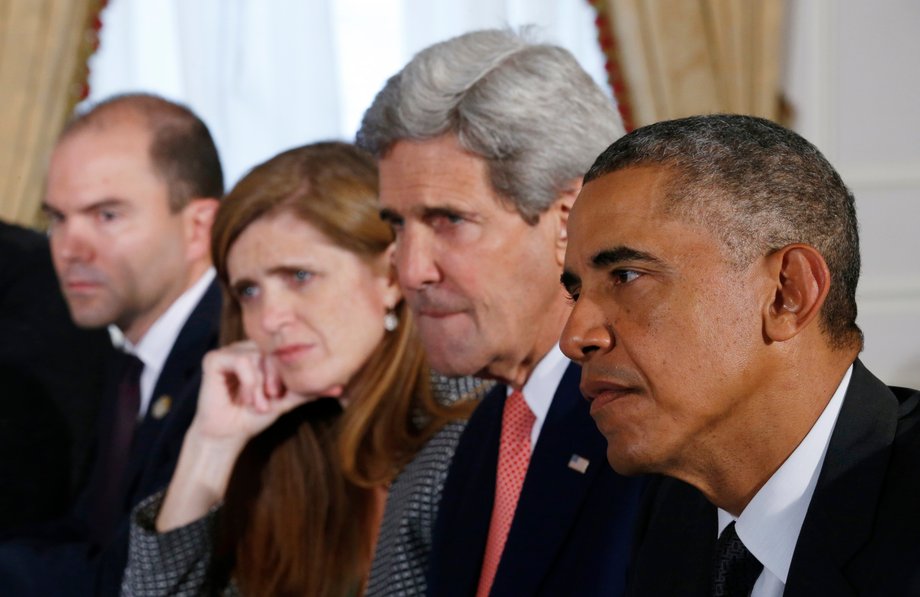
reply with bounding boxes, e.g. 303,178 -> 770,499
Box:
293,270 -> 313,283
237,285 -> 259,301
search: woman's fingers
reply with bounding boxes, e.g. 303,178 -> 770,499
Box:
261,354 -> 285,399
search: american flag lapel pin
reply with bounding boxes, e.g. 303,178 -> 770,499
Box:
568,454 -> 590,474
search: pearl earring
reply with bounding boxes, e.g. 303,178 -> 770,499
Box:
384,309 -> 399,332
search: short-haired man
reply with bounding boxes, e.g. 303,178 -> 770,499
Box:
0,93 -> 224,596
561,114 -> 920,595
358,30 -> 645,596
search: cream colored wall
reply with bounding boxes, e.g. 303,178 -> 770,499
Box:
785,0 -> 920,386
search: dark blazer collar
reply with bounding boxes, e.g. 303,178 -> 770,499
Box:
149,279 -> 222,402
784,359 -> 900,596
126,280 -> 221,479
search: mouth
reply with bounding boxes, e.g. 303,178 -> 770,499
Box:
581,379 -> 641,415
63,279 -> 103,294
272,344 -> 313,364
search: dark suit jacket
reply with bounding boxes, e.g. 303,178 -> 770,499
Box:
0,279 -> 221,597
427,362 -> 647,597
627,360 -> 920,596
0,221 -> 113,524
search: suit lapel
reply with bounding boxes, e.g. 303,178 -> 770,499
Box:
430,383 -> 506,596
122,281 -> 222,501
493,363 -> 606,595
784,360 -> 900,596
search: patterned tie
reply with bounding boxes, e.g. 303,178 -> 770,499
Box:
711,521 -> 764,597
476,389 -> 535,597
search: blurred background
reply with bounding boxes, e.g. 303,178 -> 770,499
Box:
1,0 -> 917,386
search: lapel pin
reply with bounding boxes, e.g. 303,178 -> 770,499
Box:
568,454 -> 590,474
151,395 -> 172,419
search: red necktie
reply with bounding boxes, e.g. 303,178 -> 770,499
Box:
476,389 -> 535,597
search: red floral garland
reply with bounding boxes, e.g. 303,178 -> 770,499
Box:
587,0 -> 635,132
71,0 -> 109,107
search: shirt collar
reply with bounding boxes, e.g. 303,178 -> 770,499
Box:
718,363 -> 854,585
511,343 -> 570,448
111,268 -> 215,414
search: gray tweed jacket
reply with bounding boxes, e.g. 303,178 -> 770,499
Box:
121,374 -> 492,597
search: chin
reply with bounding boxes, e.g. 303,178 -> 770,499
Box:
605,443 -> 655,477
424,340 -> 489,378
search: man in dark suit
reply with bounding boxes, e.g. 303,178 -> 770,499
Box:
560,114 -> 920,595
0,220 -> 113,528
0,93 -> 223,596
357,30 -> 645,596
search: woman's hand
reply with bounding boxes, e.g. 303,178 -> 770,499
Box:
156,341 -> 326,532
191,340 -> 315,448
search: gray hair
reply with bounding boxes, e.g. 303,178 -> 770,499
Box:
586,114 -> 862,351
357,28 -> 623,224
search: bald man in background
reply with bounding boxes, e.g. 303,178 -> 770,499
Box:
0,93 -> 223,597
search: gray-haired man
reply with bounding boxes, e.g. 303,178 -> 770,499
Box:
359,29 -> 645,597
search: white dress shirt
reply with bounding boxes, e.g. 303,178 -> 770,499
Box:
511,343 -> 571,452
717,364 -> 854,597
110,269 -> 216,418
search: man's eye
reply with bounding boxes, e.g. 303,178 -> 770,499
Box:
292,270 -> 313,284
613,270 -> 641,284
429,212 -> 464,227
98,210 -> 118,222
565,290 -> 580,304
45,213 -> 63,232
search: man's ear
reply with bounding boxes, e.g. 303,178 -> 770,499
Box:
552,177 -> 582,267
763,244 -> 830,342
182,198 -> 220,262
377,243 -> 402,309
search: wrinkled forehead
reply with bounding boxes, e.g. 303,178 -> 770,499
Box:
378,135 -> 509,215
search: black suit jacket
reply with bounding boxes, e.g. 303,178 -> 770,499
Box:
0,221 -> 113,525
627,360 -> 920,596
0,279 -> 222,597
427,362 -> 646,597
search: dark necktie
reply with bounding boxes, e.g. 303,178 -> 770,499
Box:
711,521 -> 764,597
90,352 -> 144,540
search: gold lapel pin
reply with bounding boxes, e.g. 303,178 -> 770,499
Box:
151,395 -> 172,419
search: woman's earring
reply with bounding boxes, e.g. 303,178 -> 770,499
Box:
384,309 -> 399,332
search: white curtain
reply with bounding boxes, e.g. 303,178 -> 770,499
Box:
87,0 -> 608,189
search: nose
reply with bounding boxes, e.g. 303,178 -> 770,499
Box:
51,220 -> 94,265
394,225 -> 441,291
259,289 -> 296,335
560,295 -> 612,363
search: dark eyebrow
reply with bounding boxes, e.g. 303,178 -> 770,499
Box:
421,206 -> 463,218
591,246 -> 663,269
229,276 -> 254,296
